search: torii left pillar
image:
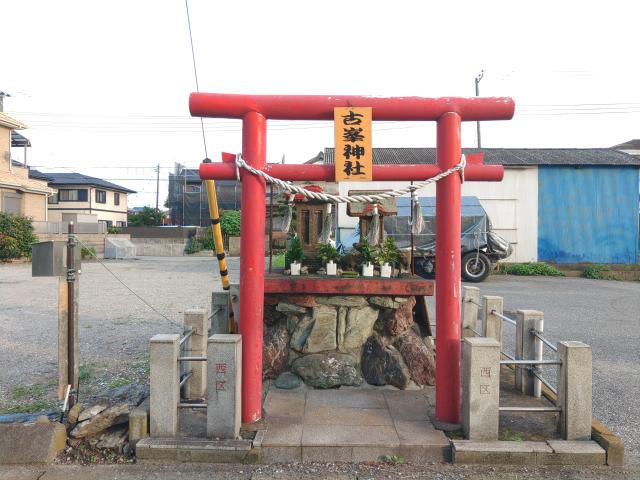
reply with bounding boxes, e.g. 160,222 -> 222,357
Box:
191,93 -> 514,425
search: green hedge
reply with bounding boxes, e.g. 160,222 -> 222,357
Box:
0,213 -> 37,260
500,262 -> 564,277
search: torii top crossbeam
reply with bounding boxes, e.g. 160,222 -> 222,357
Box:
191,92 -> 515,425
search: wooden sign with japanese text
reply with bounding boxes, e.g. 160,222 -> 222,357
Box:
334,107 -> 372,182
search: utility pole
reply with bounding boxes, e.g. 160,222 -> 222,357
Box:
475,70 -> 484,148
0,91 -> 10,112
155,164 -> 160,210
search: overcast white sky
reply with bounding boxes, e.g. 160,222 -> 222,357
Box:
2,1 -> 639,207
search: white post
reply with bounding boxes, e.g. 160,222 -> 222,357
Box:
462,337 -> 500,440
483,295 -> 503,345
150,334 -> 180,437
557,341 -> 592,440
462,286 -> 480,338
183,309 -> 208,399
515,310 -> 544,396
207,334 -> 242,439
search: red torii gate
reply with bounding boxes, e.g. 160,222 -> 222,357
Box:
191,93 -> 515,425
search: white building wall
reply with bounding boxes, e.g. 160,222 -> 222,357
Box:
336,166 -> 538,263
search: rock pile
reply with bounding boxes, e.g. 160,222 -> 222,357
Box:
263,294 -> 435,390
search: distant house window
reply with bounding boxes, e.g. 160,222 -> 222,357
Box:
114,192 -> 120,206
116,221 -> 126,227
48,193 -> 59,204
59,189 -> 88,202
95,190 -> 107,204
185,184 -> 201,193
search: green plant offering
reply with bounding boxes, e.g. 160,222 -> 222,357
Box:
316,243 -> 341,264
355,238 -> 375,264
501,262 -> 564,277
285,236 -> 304,265
374,237 -> 400,266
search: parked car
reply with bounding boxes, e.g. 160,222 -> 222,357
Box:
339,196 -> 512,282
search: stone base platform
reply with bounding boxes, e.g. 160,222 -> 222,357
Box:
261,388 -> 450,463
136,437 -> 258,463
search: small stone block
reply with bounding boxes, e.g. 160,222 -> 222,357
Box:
207,334 -> 242,439
0,422 -> 67,464
543,440 -> 606,465
452,440 -> 552,465
129,399 -> 150,445
135,437 -> 251,464
591,419 -> 625,466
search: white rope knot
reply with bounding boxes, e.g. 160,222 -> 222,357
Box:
233,153 -> 467,204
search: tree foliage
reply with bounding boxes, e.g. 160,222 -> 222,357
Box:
127,207 -> 163,226
0,212 -> 37,260
220,210 -> 241,237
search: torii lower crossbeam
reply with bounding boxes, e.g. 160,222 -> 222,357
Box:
191,93 -> 514,426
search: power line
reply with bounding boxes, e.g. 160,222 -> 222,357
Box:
184,0 -> 207,159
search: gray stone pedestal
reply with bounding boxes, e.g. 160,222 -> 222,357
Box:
150,334 -> 180,437
207,334 -> 242,439
558,341 -> 592,440
462,337 -> 500,440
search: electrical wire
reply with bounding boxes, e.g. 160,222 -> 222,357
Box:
74,236 -> 182,329
184,0 -> 208,159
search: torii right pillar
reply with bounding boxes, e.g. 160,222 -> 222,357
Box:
192,93 -> 515,425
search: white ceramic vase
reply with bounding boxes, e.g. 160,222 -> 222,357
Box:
290,261 -> 301,276
326,261 -> 337,275
362,262 -> 374,277
380,262 -> 392,278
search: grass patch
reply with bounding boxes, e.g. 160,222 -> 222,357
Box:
108,378 -> 132,389
445,428 -> 465,440
79,365 -> 93,382
1,399 -> 57,414
12,384 -> 45,400
500,428 -> 525,442
582,264 -> 614,280
500,262 -> 565,277
381,454 -> 405,465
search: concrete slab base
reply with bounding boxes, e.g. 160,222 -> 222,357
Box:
135,437 -> 258,463
0,422 -> 67,465
262,388 -> 451,464
452,439 -> 606,465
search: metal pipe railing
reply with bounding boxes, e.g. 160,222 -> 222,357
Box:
179,329 -> 194,346
530,368 -> 557,395
500,359 -> 562,365
531,329 -> 558,352
501,351 -> 515,360
178,356 -> 207,362
178,402 -> 207,409
492,310 -> 516,326
499,406 -> 561,412
179,370 -> 193,388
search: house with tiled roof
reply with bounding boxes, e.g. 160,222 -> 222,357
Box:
0,112 -> 54,220
316,147 -> 640,264
29,171 -> 136,228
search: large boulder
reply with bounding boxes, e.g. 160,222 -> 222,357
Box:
394,330 -> 436,386
377,296 -> 416,337
361,335 -> 410,389
289,315 -> 314,352
292,352 -> 362,388
340,306 -> 379,350
263,321 -> 290,379
303,305 -> 337,353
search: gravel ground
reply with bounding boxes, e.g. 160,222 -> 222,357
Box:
1,259 -> 638,465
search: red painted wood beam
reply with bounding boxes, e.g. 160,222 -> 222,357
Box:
200,162 -> 504,182
190,93 -> 515,122
264,276 -> 434,296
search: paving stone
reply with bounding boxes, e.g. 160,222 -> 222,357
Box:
303,406 -> 393,426
543,440 -> 606,465
383,390 -> 431,421
394,420 -> 450,446
302,424 -> 400,447
261,446 -> 302,463
263,423 -> 303,447
352,446 -> 400,462
276,302 -> 307,314
304,305 -> 337,353
263,390 -> 305,422
302,446 -> 353,463
315,296 -> 368,307
452,440 -> 552,465
306,389 -> 386,409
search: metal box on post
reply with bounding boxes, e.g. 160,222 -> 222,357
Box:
31,241 -> 81,277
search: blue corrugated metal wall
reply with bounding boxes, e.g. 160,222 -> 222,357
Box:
538,166 -> 639,263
